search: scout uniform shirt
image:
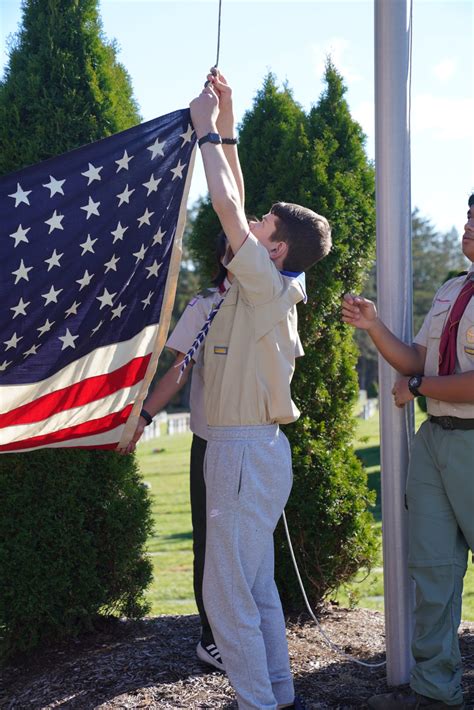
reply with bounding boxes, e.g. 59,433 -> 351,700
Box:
414,265 -> 474,418
203,233 -> 305,427
166,281 -> 231,439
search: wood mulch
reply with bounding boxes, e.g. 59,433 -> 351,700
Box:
2,607 -> 474,709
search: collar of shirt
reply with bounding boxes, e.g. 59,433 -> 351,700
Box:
280,270 -> 307,304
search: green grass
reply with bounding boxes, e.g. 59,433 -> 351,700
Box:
136,416 -> 474,620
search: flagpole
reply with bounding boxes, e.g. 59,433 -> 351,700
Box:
374,0 -> 415,686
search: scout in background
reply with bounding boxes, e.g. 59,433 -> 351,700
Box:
342,193 -> 474,710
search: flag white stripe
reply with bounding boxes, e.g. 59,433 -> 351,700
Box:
0,324 -> 157,413
0,382 -> 142,446
4,426 -> 126,452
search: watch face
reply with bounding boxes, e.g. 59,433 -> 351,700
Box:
208,133 -> 221,143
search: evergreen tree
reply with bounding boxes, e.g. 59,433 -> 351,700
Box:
275,61 -> 377,608
0,0 -> 152,658
189,65 -> 378,609
0,0 -> 140,175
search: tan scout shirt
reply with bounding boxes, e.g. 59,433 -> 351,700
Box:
414,265 -> 474,417
166,284 -> 229,440
203,233 -> 305,427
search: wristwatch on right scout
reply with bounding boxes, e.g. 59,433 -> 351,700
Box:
407,375 -> 423,397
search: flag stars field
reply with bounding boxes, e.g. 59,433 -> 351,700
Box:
141,291 -> 153,309
23,344 -> 39,359
180,124 -> 194,146
145,260 -> 161,279
8,182 -> 31,207
79,235 -> 97,255
117,184 -> 135,206
170,160 -> 186,180
76,270 -> 94,290
115,149 -> 133,172
111,303 -> 126,319
143,173 -> 161,195
45,249 -> 64,271
80,196 -> 100,219
10,297 -> 30,318
64,301 -> 80,318
9,224 -> 30,247
104,254 -> 120,273
37,319 -> 55,337
42,175 -> 65,197
58,329 -> 79,350
81,162 -> 103,185
96,288 -> 116,309
137,207 -> 154,227
12,259 -> 33,284
4,333 -> 23,350
152,227 -> 165,245
147,138 -> 165,159
45,210 -> 64,233
133,244 -> 147,262
42,285 -> 63,305
111,221 -> 128,242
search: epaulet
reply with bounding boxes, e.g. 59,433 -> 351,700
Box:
196,287 -> 217,298
441,270 -> 468,285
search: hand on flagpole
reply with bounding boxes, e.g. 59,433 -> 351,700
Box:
206,69 -> 235,137
190,84 -> 220,139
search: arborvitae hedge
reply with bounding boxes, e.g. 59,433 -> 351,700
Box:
0,0 -> 152,659
189,65 -> 378,610
0,450 -> 153,659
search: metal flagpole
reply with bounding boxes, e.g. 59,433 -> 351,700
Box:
374,0 -> 415,686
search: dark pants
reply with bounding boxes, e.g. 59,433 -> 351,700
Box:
190,433 -> 214,645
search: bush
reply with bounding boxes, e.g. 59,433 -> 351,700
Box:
0,450 -> 153,660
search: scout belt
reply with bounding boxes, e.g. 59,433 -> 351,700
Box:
429,415 -> 474,431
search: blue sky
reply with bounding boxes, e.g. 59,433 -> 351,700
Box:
1,0 -> 473,234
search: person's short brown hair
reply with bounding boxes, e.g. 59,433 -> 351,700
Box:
270,202 -> 332,272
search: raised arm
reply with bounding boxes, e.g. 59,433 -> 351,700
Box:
190,83 -> 249,256
209,70 -> 245,209
342,293 -> 426,375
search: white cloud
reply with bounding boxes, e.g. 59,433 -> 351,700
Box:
310,37 -> 363,84
411,94 -> 474,140
433,58 -> 457,82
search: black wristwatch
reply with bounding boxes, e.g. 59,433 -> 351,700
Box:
140,408 -> 153,426
198,132 -> 222,148
407,375 -> 423,397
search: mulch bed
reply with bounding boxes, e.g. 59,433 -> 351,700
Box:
2,607 -> 474,709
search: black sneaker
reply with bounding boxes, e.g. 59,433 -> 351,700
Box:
196,640 -> 225,671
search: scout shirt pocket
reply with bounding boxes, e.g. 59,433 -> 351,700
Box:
424,301 -> 450,377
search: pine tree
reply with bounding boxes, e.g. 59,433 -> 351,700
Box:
0,0 -> 152,658
0,0 -> 140,175
189,66 -> 378,609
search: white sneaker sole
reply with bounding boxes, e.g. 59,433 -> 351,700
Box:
196,641 -> 225,671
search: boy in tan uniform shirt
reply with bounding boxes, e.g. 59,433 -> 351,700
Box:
342,194 -> 474,710
190,72 -> 331,710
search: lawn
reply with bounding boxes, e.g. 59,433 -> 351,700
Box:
136,415 -> 474,620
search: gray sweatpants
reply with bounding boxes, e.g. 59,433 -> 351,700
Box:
203,424 -> 295,710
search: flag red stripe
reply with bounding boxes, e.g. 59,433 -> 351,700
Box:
0,405 -> 132,452
0,354 -> 150,428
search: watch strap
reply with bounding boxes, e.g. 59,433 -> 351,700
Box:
140,408 -> 153,426
221,137 -> 238,145
408,375 -> 423,397
198,132 -> 222,148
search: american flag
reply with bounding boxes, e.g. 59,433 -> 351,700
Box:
0,109 -> 196,453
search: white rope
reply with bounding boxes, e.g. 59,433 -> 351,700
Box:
283,510 -> 387,669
